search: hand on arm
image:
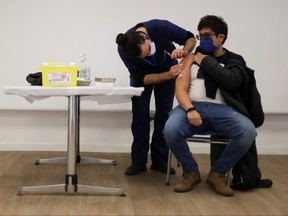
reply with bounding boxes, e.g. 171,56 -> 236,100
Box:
194,52 -> 207,65
143,63 -> 185,85
171,37 -> 197,59
176,54 -> 202,126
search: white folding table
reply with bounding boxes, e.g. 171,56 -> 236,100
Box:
3,85 -> 143,196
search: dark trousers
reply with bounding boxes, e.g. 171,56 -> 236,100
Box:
130,78 -> 175,165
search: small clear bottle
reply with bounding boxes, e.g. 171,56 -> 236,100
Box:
78,53 -> 90,80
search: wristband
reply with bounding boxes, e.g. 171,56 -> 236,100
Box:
186,107 -> 196,113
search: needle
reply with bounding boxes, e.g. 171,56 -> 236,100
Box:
164,50 -> 171,57
165,50 -> 182,77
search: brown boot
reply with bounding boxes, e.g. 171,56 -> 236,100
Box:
206,171 -> 234,196
174,170 -> 201,193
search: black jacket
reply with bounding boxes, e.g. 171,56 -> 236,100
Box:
200,51 -> 272,190
200,53 -> 250,117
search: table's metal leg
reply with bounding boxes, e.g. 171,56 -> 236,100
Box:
35,157 -> 117,165
18,184 -> 66,194
18,184 -> 125,196
35,154 -> 117,165
35,157 -> 67,165
35,96 -> 116,165
19,96 -> 125,196
75,96 -> 117,165
76,184 -> 125,195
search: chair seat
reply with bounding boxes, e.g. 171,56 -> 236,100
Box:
148,111 -> 231,186
166,130 -> 230,185
187,132 -> 230,144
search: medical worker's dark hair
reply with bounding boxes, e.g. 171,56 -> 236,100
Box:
116,31 -> 146,58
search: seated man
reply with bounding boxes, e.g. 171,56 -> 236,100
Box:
164,15 -> 257,196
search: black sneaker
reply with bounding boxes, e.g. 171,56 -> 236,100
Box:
151,162 -> 176,175
125,164 -> 147,175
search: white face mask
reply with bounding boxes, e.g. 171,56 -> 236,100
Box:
149,41 -> 156,56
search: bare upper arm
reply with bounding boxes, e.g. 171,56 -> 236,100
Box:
176,54 -> 194,91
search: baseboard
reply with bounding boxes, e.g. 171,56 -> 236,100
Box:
0,143 -> 287,155
0,142 -> 131,153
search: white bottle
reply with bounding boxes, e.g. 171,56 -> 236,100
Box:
78,53 -> 90,80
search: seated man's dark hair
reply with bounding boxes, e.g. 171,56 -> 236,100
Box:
198,15 -> 228,44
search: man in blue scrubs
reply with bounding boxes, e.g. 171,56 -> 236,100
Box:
116,19 -> 196,175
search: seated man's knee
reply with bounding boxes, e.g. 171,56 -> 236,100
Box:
164,118 -> 185,147
241,121 -> 257,144
249,127 -> 257,142
164,118 -> 176,141
246,119 -> 257,136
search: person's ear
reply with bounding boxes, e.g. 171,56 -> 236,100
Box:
218,34 -> 225,43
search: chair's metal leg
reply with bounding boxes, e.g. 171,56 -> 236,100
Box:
166,150 -> 172,185
227,170 -> 232,187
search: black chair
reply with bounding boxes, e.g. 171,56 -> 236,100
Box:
165,130 -> 230,185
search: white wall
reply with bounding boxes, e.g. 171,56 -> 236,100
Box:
0,0 -> 288,113
0,110 -> 133,152
0,110 -> 287,155
1,0 -> 288,154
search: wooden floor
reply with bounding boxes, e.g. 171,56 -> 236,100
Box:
0,151 -> 287,216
